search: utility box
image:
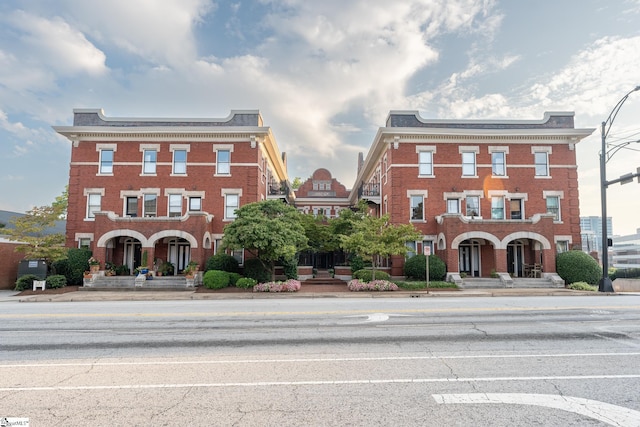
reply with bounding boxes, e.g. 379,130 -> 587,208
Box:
17,259 -> 47,280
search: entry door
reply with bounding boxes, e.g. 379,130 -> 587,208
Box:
168,239 -> 191,272
459,243 -> 480,277
507,242 -> 525,277
123,240 -> 141,274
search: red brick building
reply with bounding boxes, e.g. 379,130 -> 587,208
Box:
348,111 -> 594,280
54,108 -> 593,282
54,109 -> 291,274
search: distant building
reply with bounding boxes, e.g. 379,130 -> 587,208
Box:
580,216 -> 613,263
612,229 -> 640,270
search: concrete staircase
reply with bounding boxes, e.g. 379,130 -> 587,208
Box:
81,275 -> 193,290
302,270 -> 347,286
461,277 -> 561,289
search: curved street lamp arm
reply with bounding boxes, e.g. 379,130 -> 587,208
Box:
602,85 -> 640,139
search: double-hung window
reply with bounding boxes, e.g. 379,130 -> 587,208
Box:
492,152 -> 506,176
189,197 -> 202,212
546,196 -> 560,221
217,150 -> 231,175
447,199 -> 460,214
87,193 -> 101,219
126,197 -> 138,217
143,150 -> 157,174
173,149 -> 187,175
225,194 -> 239,219
168,194 -> 182,217
510,199 -> 523,220
410,195 -> 424,221
100,149 -> 113,174
466,196 -> 480,217
462,152 -> 476,176
534,151 -> 549,176
418,151 -> 433,176
491,196 -> 504,219
143,194 -> 157,217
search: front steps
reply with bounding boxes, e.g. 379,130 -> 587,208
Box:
461,277 -> 563,289
82,275 -> 194,290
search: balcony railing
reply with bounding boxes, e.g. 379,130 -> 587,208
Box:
358,182 -> 380,198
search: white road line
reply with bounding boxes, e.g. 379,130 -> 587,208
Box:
1,374 -> 640,392
433,393 -> 640,427
1,352 -> 640,368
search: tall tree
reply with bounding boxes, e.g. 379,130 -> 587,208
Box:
5,189 -> 68,264
340,213 -> 421,278
222,200 -> 308,280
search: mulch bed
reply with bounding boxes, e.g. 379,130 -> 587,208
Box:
195,284 -> 350,293
16,285 -> 81,296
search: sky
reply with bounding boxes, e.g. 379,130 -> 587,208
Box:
0,0 -> 639,235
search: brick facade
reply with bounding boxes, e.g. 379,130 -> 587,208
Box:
55,109 -> 290,275
55,108 -> 594,280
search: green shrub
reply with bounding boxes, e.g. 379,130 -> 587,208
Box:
67,248 -> 93,285
46,275 -> 67,289
281,257 -> 298,279
243,258 -> 271,283
205,253 -> 239,273
610,268 -> 640,280
115,264 -> 130,276
236,277 -> 257,289
202,270 -> 230,289
556,250 -> 601,286
353,269 -> 391,282
350,255 -> 364,274
395,280 -> 458,290
568,281 -> 598,291
404,254 -> 446,280
15,274 -> 41,291
51,258 -> 71,278
228,272 -> 242,286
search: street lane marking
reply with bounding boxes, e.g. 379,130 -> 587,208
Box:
2,305 -> 640,319
1,374 -> 640,392
1,352 -> 640,368
433,393 -> 640,427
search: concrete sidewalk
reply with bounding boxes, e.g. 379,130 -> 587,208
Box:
0,287 -> 608,302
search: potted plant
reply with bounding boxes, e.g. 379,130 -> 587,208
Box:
88,256 -> 100,273
183,260 -> 198,278
139,250 -> 149,275
160,262 -> 175,276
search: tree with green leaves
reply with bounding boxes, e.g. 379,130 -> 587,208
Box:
291,177 -> 303,189
5,189 -> 68,265
340,212 -> 421,279
222,200 -> 308,280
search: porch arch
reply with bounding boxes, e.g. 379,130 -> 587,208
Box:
96,229 -> 149,248
148,230 -> 198,248
451,231 -> 501,250
501,231 -> 551,250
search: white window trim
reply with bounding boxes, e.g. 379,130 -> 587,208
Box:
97,145 -> 116,176
214,144 -> 234,176
141,147 -> 158,176
543,190 -> 564,222
416,146 -> 436,177
532,146 -> 552,178
490,151 -> 507,178
168,194 -> 184,217
222,188 -> 242,221
459,146 -> 479,178
171,148 -> 188,176
408,190 -> 428,223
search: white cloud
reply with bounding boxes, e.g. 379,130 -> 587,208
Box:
57,0 -> 214,67
7,11 -> 107,76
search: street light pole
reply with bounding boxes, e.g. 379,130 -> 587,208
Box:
599,85 -> 640,292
